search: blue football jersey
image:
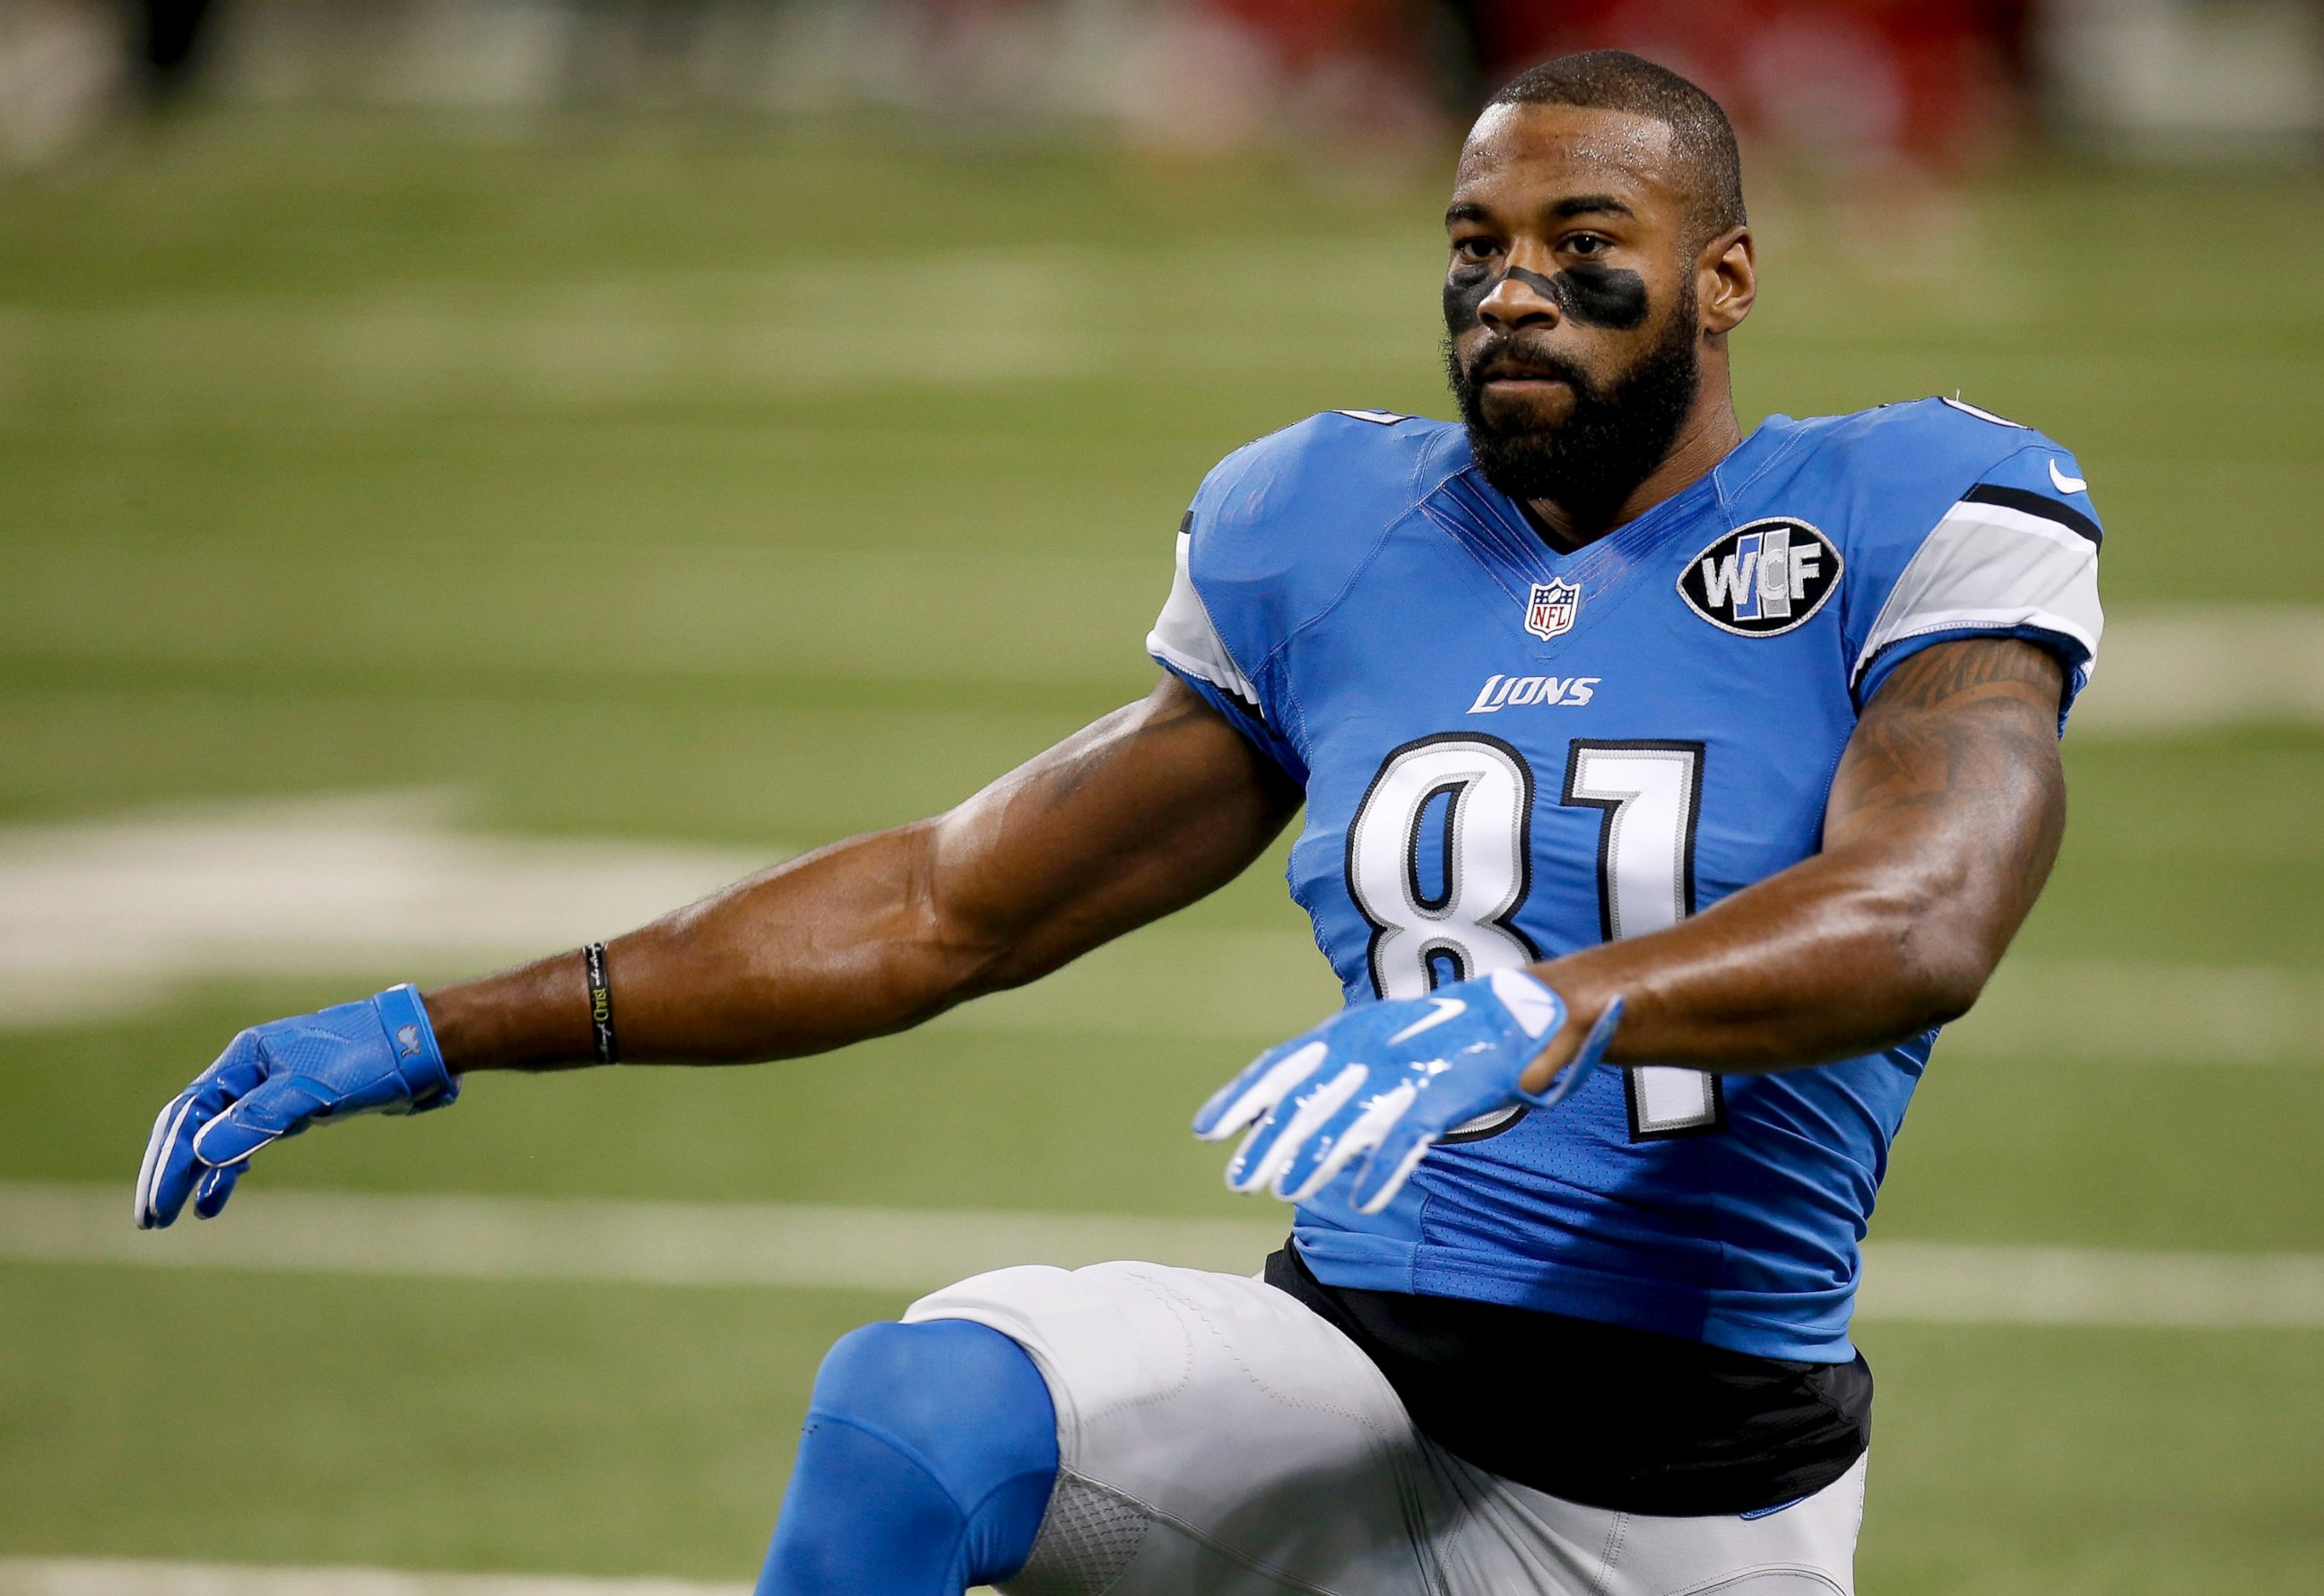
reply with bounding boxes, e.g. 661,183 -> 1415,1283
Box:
1149,398 -> 2104,1363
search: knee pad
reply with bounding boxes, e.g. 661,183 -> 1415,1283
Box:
759,1318 -> 1059,1596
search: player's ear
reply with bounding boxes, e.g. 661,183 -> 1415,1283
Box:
1697,226 -> 1755,337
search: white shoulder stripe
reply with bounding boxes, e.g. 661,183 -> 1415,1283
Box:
1941,396 -> 2029,429
1147,528 -> 1261,709
1854,499 -> 2104,688
1943,498 -> 2100,555
1864,605 -> 2101,668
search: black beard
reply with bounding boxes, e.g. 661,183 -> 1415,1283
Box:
1445,298 -> 1702,533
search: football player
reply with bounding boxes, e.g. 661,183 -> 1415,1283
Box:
134,50 -> 2101,1596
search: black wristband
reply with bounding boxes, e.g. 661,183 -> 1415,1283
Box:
583,941 -> 619,1065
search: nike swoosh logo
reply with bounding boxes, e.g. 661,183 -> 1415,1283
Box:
1387,997 -> 1467,1046
2048,458 -> 2087,495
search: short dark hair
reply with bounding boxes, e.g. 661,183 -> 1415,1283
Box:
1488,50 -> 1746,246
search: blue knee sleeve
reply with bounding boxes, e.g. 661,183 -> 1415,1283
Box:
757,1319 -> 1058,1596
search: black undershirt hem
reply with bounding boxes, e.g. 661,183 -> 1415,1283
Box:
1265,1243 -> 1871,1517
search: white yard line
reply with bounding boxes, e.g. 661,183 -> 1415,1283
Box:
7,1183 -> 2322,1331
1855,1241 -> 2324,1331
2067,606 -> 2324,733
0,1560 -> 743,1596
1939,958 -> 2324,1065
0,793 -> 2316,1057
0,1563 -> 1002,1596
0,1183 -> 1284,1293
0,793 -> 767,1030
0,792 -> 1331,1036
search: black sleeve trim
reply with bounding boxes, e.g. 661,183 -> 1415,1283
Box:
1961,483 -> 2103,547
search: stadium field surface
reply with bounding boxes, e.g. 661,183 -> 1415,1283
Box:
3,113 -> 2320,1594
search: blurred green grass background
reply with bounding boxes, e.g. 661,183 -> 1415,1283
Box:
3,112 -> 2321,1592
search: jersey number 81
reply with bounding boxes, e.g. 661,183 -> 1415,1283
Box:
1346,734 -> 1725,1141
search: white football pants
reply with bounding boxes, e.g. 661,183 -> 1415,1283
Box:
906,1261 -> 1865,1596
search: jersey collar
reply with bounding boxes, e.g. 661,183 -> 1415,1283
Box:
1431,417 -> 1786,589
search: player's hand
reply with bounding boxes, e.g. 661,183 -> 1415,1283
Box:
1193,969 -> 1622,1215
133,984 -> 458,1229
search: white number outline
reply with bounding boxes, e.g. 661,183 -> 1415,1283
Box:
1561,739 -> 1726,1141
1345,733 -> 1543,1144
1347,732 -> 1543,995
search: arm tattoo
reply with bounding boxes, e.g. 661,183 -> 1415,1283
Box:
1881,637 -> 2062,704
1834,638 -> 2068,886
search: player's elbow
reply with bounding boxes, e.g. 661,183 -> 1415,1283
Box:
908,823 -> 1049,1001
1881,885 -> 2005,1033
1905,946 -> 1990,1031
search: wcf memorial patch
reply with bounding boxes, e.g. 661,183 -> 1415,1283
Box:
1678,518 -> 1841,637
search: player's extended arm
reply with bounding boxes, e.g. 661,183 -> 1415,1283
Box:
1192,635 -> 2068,1213
433,675 -> 1299,1070
1521,635 -> 2068,1086
134,676 -> 1299,1226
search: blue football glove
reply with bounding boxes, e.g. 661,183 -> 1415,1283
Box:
1193,968 -> 1622,1215
133,984 -> 458,1229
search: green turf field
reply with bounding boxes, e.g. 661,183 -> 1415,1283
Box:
3,111 -> 2321,1592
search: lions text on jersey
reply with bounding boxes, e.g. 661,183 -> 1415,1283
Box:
1149,398 -> 2103,1365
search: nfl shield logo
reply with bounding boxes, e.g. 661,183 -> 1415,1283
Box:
1524,578 -> 1581,641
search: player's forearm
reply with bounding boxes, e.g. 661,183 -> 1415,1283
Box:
1522,638 -> 2068,1087
1524,844 -> 2008,1080
426,680 -> 1298,1074
424,822 -> 1003,1071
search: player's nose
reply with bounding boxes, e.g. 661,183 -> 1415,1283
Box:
1479,261 -> 1560,332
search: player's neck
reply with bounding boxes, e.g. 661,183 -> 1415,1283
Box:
1523,394 -> 1742,554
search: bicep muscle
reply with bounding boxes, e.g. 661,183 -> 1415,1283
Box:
931,674 -> 1301,990
1825,638 -> 2068,988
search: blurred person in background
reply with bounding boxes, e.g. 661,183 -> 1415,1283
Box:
133,0 -> 223,103
1449,0 -> 2034,271
1123,0 -> 2036,221
1454,0 -> 2032,175
0,0 -> 220,164
1122,0 -> 1456,175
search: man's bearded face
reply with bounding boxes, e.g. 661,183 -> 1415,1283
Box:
1444,274 -> 1702,527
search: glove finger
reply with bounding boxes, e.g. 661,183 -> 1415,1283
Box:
1251,1063 -> 1370,1199
1194,1038 -> 1327,1142
1349,1036 -> 1545,1213
1348,1061 -> 1516,1211
132,1045 -> 270,1230
1573,995 -> 1625,1070
1267,1065 -> 1393,1200
1352,1125 -> 1441,1215
1282,1078 -> 1415,1203
1217,1045 -> 1336,1191
1485,967 -> 1566,1038
192,1159 -> 248,1220
134,1089 -> 200,1229
1523,995 -> 1626,1110
191,1078 -> 333,1167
